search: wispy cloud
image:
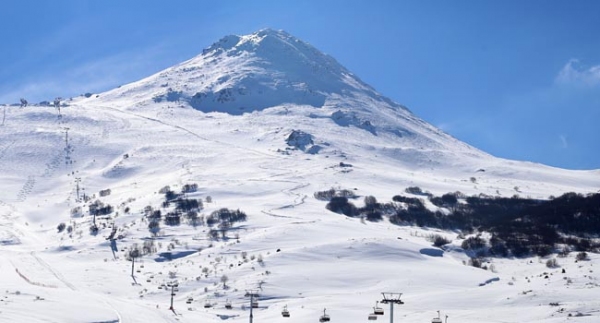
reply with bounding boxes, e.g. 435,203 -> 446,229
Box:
555,59 -> 600,87
0,44 -> 177,104
447,58 -> 600,169
559,135 -> 568,149
436,122 -> 452,132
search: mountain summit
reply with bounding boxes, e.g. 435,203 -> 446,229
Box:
102,28 -> 402,114
97,29 -> 476,159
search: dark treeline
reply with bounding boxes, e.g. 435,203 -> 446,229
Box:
321,188 -> 600,257
143,183 -> 247,240
88,200 -> 114,216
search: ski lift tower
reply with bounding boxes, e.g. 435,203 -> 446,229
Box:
245,290 -> 259,323
62,126 -> 69,146
380,292 -> 404,323
75,177 -> 81,201
167,281 -> 179,310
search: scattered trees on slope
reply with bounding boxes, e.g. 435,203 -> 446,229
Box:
320,189 -> 600,257
141,183 -> 249,239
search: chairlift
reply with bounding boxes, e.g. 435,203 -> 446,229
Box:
319,308 -> 330,322
225,299 -> 232,309
431,310 -> 443,323
374,301 -> 384,315
282,305 -> 290,317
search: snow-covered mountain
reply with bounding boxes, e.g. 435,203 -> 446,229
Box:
83,28 -> 598,196
100,28 -> 473,159
0,29 -> 599,323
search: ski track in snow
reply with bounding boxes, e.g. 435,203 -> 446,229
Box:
16,175 -> 35,202
99,105 -> 281,160
30,251 -> 77,291
0,140 -> 16,161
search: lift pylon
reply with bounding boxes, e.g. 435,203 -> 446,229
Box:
380,292 -> 404,323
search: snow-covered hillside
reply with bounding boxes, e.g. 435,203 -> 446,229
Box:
0,29 -> 599,322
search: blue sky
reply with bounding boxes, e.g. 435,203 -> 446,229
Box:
1,1 -> 599,170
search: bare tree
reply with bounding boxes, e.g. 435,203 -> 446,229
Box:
220,274 -> 229,289
54,97 -> 62,115
127,244 -> 141,260
208,229 -> 220,241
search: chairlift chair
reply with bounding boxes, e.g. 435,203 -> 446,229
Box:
374,301 -> 384,315
251,299 -> 259,308
282,305 -> 290,317
204,300 -> 212,308
431,310 -> 443,323
186,297 -> 193,304
225,300 -> 232,309
319,308 -> 331,322
368,312 -> 377,320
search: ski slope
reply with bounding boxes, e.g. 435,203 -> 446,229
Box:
0,29 -> 599,322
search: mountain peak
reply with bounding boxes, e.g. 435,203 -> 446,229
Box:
207,28 -> 296,51
102,29 -> 399,115
248,28 -> 294,41
254,27 -> 291,36
202,28 -> 311,60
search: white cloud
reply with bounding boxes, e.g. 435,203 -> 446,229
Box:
559,135 -> 568,149
555,59 -> 600,87
0,44 -> 175,104
436,122 -> 451,132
